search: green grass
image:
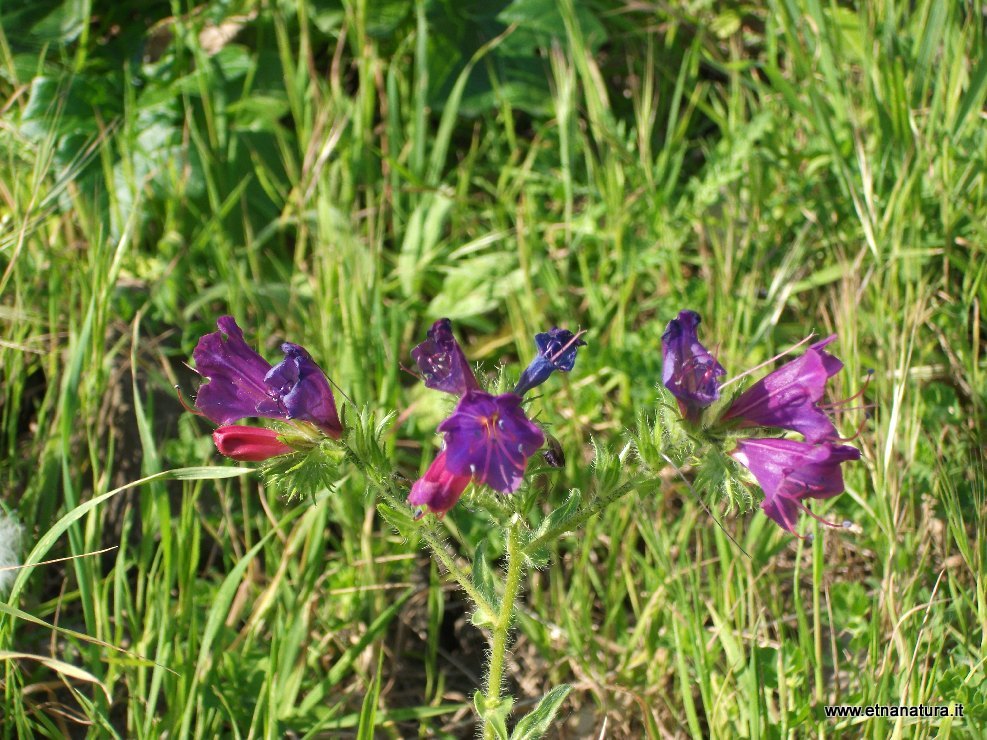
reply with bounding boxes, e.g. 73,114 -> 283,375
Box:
1,0 -> 985,736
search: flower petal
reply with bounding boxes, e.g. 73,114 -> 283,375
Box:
193,316 -> 279,424
407,451 -> 472,516
213,425 -> 294,462
661,310 -> 726,422
411,319 -> 479,396
438,391 -> 545,493
266,343 -> 343,438
731,438 -> 860,533
723,341 -> 842,443
514,327 -> 586,396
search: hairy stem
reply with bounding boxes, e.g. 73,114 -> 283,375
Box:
482,520 -> 525,739
524,478 -> 658,555
370,471 -> 498,620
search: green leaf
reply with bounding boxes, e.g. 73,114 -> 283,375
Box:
378,502 -> 417,540
470,541 -> 500,627
328,588 -> 415,686
260,441 -> 343,501
295,587 -> 416,717
345,408 -> 396,484
5,467 -> 251,606
474,691 -> 513,740
497,0 -> 606,51
356,651 -> 384,740
179,517 -> 298,737
524,489 -> 582,565
0,651 -> 110,703
509,684 -> 571,740
590,438 -> 624,496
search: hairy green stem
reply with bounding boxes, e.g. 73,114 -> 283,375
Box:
482,520 -> 525,740
417,524 -> 497,620
524,478 -> 659,555
368,471 -> 498,620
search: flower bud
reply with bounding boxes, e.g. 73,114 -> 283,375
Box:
213,425 -> 294,462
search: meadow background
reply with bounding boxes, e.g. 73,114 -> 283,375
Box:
1,0 -> 985,736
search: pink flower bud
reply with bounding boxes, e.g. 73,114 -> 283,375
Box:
212,425 -> 293,462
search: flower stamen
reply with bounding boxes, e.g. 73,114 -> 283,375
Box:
819,369 -> 874,410
174,384 -> 204,416
548,328 -> 588,364
718,334 -> 816,391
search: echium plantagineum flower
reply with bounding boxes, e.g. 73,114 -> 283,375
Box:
191,316 -> 343,460
660,309 -> 864,534
721,336 -> 843,443
513,328 -> 587,396
730,438 -> 860,535
411,318 -> 480,396
212,425 -> 295,462
661,310 -> 726,423
408,319 -> 584,517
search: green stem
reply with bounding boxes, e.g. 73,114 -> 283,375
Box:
482,520 -> 525,740
524,478 -> 657,555
418,524 -> 497,620
368,469 -> 499,620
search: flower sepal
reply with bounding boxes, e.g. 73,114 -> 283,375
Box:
258,437 -> 344,502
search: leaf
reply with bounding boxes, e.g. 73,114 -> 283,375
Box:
295,587 -> 416,716
524,489 -> 582,565
470,541 -> 500,627
179,515 -> 300,737
260,442 -> 342,501
427,254 -> 525,320
509,684 -> 571,740
328,587 -> 415,686
6,466 -> 252,605
474,691 -> 513,740
497,0 -> 606,52
590,438 -> 623,496
0,651 -> 110,702
356,651 -> 384,740
378,502 -> 417,540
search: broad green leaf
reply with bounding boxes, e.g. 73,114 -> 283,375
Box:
474,691 -> 513,740
470,540 -> 500,627
509,684 -> 571,740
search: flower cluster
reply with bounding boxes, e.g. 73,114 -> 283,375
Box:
186,316 -> 584,518
186,310 -> 860,536
407,320 -> 585,517
189,316 -> 342,461
661,310 -> 862,535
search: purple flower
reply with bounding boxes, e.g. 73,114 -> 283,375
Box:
661,310 -> 726,423
193,316 -> 343,438
513,327 -> 586,396
411,319 -> 480,396
437,390 -> 545,493
722,336 -> 842,443
730,438 -> 860,534
406,450 -> 472,518
264,343 -> 343,437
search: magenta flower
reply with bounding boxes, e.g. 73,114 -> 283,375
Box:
438,391 -> 545,493
722,336 -> 843,443
411,318 -> 480,396
661,310 -> 726,423
193,316 -> 343,438
730,438 -> 860,534
213,425 -> 295,462
406,451 -> 472,518
513,327 -> 586,396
